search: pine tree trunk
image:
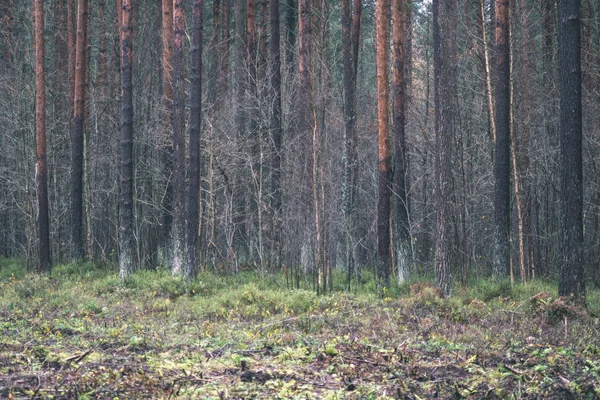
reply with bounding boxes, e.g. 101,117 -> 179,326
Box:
171,0 -> 186,275
493,0 -> 510,280
392,0 -> 410,284
376,0 -> 391,289
35,0 -> 50,273
341,0 -> 360,286
433,0 -> 456,296
70,0 -> 89,262
119,0 -> 135,280
67,0 -> 76,104
298,0 -> 313,269
186,0 -> 204,280
269,0 -> 283,267
234,0 -> 248,260
160,0 -> 174,267
285,0 -> 296,74
221,0 -> 231,95
558,0 -> 585,299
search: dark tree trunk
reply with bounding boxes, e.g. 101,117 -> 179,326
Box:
233,0 -> 248,259
341,0 -> 361,286
558,0 -> 585,299
160,0 -> 174,267
247,0 -> 257,91
493,0 -> 510,279
70,0 -> 89,262
209,0 -> 221,105
67,0 -> 76,104
221,0 -> 231,95
119,0 -> 135,280
433,0 -> 456,296
1,0 -> 14,66
35,0 -> 50,273
97,0 -> 108,90
172,0 -> 186,275
376,0 -> 391,288
393,0 -> 410,283
298,0 -> 313,203
515,0 -> 533,282
351,0 -> 362,76
285,0 -> 296,73
186,0 -> 204,280
259,0 -> 268,80
269,0 -> 283,266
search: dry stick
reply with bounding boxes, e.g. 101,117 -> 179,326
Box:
503,363 -> 524,375
65,348 -> 93,363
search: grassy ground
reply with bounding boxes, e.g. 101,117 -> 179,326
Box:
1,259 -> 600,399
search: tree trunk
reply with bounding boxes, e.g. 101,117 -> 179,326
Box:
298,0 -> 314,270
341,0 -> 361,287
1,0 -> 14,66
160,0 -> 174,267
558,0 -> 585,299
67,0 -> 76,104
285,0 -> 296,73
171,0 -> 186,275
35,0 -> 50,273
221,0 -> 231,95
433,0 -> 456,296
186,0 -> 204,280
376,0 -> 391,289
493,0 -> 510,280
70,0 -> 89,262
119,0 -> 135,280
209,0 -> 221,105
269,0 -> 283,267
392,0 -> 410,284
479,0 -> 496,143
234,0 -> 248,260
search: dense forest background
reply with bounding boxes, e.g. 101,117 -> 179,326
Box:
0,0 -> 596,298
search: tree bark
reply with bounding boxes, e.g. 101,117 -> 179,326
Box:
285,0 -> 296,74
298,0 -> 313,222
209,0 -> 221,105
376,0 -> 391,288
493,0 -> 510,280
67,0 -> 76,104
35,0 -> 50,273
221,0 -> 231,95
119,0 -> 135,280
433,0 -> 456,296
233,0 -> 248,261
479,0 -> 496,143
558,0 -> 585,299
392,0 -> 410,284
70,0 -> 89,262
171,0 -> 186,275
186,0 -> 204,280
341,0 -> 361,286
160,0 -> 174,266
270,0 -> 283,267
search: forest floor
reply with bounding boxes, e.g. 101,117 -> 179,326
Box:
1,260 -> 600,399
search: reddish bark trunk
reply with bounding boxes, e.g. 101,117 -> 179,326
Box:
376,0 -> 391,287
70,0 -> 89,261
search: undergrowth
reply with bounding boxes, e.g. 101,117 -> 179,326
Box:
1,258 -> 599,399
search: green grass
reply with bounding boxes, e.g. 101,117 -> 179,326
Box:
1,259 -> 599,399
